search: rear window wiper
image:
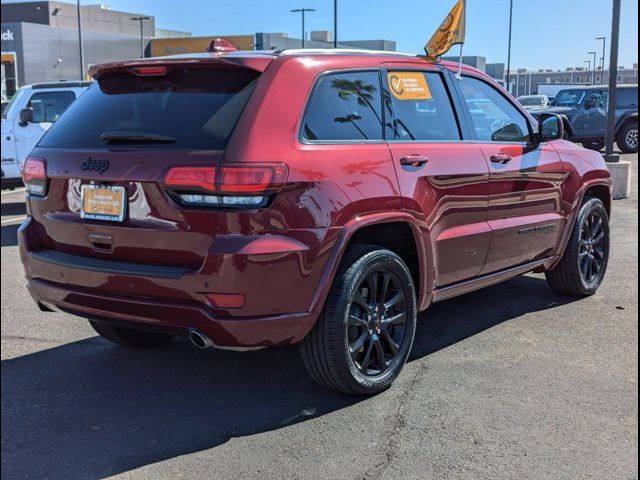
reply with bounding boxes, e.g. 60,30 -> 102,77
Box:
100,131 -> 176,144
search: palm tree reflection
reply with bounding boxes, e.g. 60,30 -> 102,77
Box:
331,78 -> 382,139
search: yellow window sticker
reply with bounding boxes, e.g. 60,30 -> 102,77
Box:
387,72 -> 432,100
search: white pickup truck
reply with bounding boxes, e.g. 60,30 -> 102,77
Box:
1,81 -> 91,189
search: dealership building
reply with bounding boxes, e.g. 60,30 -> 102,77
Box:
1,2 -> 156,97
1,1 -> 396,99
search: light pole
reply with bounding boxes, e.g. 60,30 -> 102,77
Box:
604,0 -> 621,161
584,60 -> 591,84
333,0 -> 338,48
131,16 -> 151,58
505,0 -> 514,92
290,8 -> 316,48
588,51 -> 597,84
596,36 -> 606,83
77,0 -> 84,79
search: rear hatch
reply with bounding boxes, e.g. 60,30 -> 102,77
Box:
26,59 -> 266,270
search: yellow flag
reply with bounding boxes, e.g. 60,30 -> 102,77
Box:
424,0 -> 466,59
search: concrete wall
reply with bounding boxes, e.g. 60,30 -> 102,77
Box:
0,1 -> 155,38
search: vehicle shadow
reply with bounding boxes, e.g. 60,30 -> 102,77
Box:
1,224 -> 19,247
1,275 -> 579,479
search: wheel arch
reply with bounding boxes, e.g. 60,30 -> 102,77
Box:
549,179 -> 612,270
309,213 -> 432,321
615,111 -> 638,133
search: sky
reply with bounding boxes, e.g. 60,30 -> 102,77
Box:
5,0 -> 639,70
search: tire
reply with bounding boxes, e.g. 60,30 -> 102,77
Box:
89,319 -> 173,348
582,141 -> 605,151
300,244 -> 417,395
616,120 -> 638,153
545,197 -> 609,296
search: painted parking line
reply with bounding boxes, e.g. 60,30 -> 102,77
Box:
1,187 -> 26,196
1,215 -> 26,225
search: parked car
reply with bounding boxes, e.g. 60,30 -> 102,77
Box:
532,84 -> 638,152
1,81 -> 91,189
19,50 -> 612,395
517,94 -> 550,110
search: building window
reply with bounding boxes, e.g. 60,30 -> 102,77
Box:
617,75 -> 623,82
576,76 -> 581,82
596,76 -> 601,82
565,77 -> 570,82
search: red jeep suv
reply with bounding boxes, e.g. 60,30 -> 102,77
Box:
19,50 -> 612,394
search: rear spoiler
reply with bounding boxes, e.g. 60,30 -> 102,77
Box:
88,53 -> 275,79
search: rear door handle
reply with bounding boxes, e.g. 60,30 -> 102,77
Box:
490,154 -> 512,164
399,155 -> 429,167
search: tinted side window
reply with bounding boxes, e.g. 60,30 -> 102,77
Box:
586,91 -> 606,108
460,76 -> 531,142
616,88 -> 638,108
302,71 -> 383,141
28,91 -> 76,123
386,71 -> 460,141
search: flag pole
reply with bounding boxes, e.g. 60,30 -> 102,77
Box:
456,0 -> 466,79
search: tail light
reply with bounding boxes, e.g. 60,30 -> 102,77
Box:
163,163 -> 288,208
22,157 -> 47,196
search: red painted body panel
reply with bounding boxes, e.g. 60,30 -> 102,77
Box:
20,52 -> 612,347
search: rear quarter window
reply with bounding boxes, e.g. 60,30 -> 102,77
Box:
301,71 -> 384,142
38,66 -> 260,150
616,88 -> 638,108
28,90 -> 76,123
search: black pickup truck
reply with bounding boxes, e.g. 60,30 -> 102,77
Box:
532,84 -> 638,153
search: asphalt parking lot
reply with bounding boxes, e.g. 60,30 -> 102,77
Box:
1,154 -> 637,480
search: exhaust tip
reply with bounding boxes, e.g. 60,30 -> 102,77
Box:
188,329 -> 214,349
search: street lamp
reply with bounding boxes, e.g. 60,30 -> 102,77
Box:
290,8 -> 316,48
333,0 -> 338,48
604,0 -> 622,161
596,36 -> 606,83
77,0 -> 84,79
131,16 -> 151,58
584,59 -> 591,83
588,51 -> 597,84
505,0 -> 514,92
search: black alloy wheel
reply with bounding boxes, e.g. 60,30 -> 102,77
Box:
347,268 -> 407,376
301,245 -> 417,395
546,197 -> 609,296
577,209 -> 607,287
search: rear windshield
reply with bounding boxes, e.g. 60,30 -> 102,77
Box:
39,66 -> 260,150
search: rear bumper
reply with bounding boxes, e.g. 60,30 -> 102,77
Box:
26,278 -> 316,347
19,217 -> 336,347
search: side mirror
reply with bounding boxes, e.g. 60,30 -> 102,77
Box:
538,113 -> 564,141
584,98 -> 597,109
19,107 -> 34,126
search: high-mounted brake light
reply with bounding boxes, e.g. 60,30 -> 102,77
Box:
22,157 -> 47,196
163,163 -> 288,208
130,66 -> 168,76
